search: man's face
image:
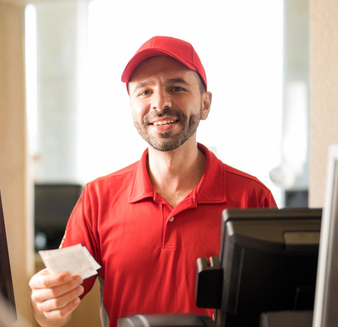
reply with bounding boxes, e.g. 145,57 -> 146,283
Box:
128,56 -> 211,152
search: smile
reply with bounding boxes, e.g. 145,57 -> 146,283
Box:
152,120 -> 177,126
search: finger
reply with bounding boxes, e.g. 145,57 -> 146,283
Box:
43,297 -> 81,320
29,270 -> 72,289
30,271 -> 82,290
35,284 -> 84,313
31,277 -> 84,303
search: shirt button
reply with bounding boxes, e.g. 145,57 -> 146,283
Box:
169,217 -> 175,222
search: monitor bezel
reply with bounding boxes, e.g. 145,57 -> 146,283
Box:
217,207 -> 322,327
312,145 -> 338,327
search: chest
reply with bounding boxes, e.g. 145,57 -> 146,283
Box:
97,201 -> 224,276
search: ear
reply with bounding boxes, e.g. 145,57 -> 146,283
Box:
201,91 -> 212,120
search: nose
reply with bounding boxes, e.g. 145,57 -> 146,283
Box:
151,89 -> 172,110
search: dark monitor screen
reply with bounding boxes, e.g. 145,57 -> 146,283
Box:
218,208 -> 322,327
0,190 -> 17,324
34,183 -> 82,250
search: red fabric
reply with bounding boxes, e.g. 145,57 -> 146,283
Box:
121,36 -> 207,90
61,144 -> 276,327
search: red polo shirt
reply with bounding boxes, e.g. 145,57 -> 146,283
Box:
61,144 -> 276,327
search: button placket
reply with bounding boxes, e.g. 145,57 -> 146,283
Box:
161,205 -> 169,248
162,203 -> 177,249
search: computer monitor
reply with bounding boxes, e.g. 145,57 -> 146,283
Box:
217,207 -> 322,327
313,145 -> 338,327
0,190 -> 17,324
34,183 -> 82,250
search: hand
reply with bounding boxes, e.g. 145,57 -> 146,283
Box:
29,269 -> 84,325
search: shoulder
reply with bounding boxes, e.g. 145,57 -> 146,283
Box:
225,164 -> 269,190
224,164 -> 277,208
199,144 -> 276,207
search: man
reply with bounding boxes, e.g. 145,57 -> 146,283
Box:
29,36 -> 277,327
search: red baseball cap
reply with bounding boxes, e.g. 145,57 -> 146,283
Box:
121,36 -> 207,90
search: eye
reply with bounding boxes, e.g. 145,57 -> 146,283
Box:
170,86 -> 185,92
139,89 -> 152,96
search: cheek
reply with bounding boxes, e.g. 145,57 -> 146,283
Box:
183,100 -> 202,117
177,97 -> 195,111
131,102 -> 147,118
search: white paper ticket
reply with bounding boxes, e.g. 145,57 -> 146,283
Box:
39,244 -> 101,279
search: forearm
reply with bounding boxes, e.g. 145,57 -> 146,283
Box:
31,298 -> 73,327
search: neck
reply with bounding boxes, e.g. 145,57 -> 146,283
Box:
147,140 -> 206,207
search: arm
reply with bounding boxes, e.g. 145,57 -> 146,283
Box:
29,269 -> 84,327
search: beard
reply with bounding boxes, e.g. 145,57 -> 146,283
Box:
133,107 -> 202,152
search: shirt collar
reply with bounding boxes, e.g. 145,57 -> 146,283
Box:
129,143 -> 227,204
194,143 -> 227,203
129,148 -> 154,203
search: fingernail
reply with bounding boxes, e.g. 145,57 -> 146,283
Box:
74,275 -> 83,284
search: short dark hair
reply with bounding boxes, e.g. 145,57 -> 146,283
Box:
195,72 -> 206,94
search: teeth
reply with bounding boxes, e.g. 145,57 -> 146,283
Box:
153,120 -> 175,126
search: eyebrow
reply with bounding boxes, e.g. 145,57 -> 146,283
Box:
166,78 -> 191,87
135,81 -> 151,89
136,78 -> 190,87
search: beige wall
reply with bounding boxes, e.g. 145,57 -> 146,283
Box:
0,1 -> 35,326
0,2 -> 101,327
309,0 -> 338,207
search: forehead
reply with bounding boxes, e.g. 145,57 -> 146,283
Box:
129,56 -> 196,84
